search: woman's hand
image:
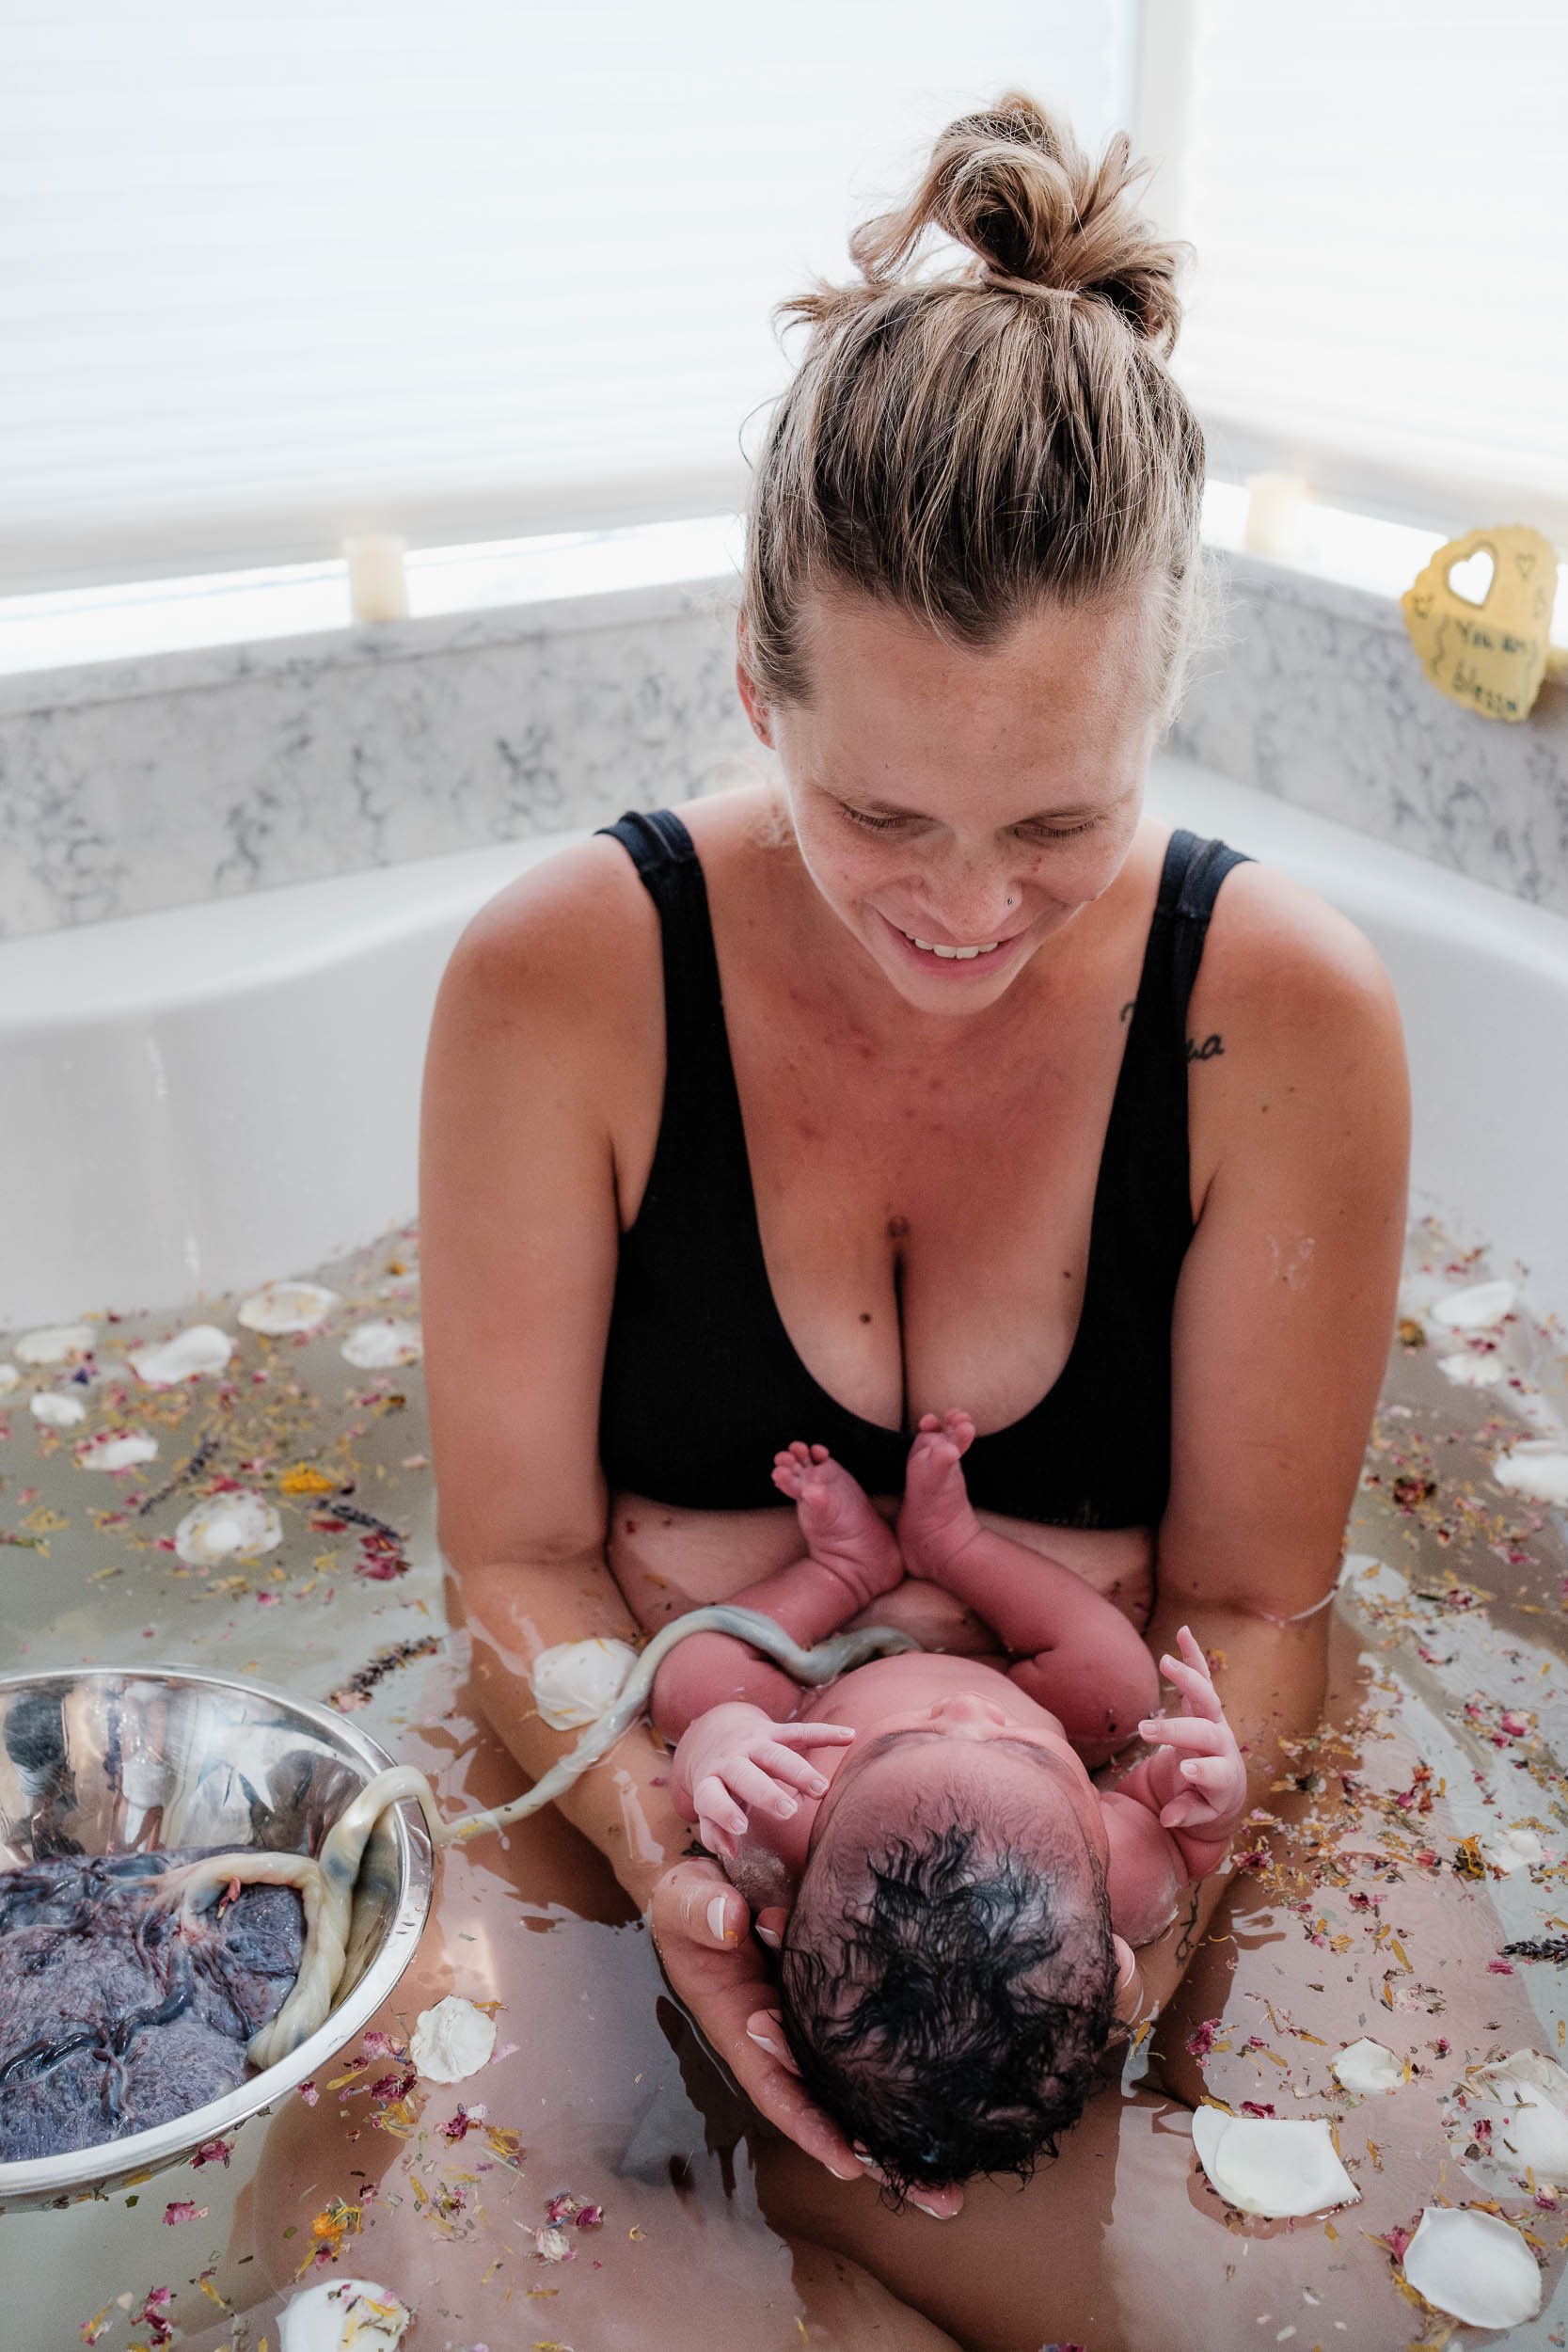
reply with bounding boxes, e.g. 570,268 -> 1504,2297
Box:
674,1708 -> 854,1863
645,1858 -> 963,2218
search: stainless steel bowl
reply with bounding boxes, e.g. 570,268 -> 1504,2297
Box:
0,1664 -> 434,2214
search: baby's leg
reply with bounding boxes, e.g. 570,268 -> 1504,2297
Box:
650,1444 -> 902,1742
897,1412 -> 1157,1766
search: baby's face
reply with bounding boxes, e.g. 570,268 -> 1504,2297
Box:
805,1691 -> 1109,1875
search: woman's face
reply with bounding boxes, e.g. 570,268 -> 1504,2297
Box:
741,585 -> 1159,1016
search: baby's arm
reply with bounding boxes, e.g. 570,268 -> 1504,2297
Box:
1105,1627 -> 1249,1883
897,1415 -> 1157,1766
650,1443 -> 904,1744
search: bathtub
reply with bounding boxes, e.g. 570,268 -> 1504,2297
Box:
5,755 -> 1567,1332
6,755 -> 1568,2348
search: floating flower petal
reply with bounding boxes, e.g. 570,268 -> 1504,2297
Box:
1435,1351 -> 1503,1387
277,2278 -> 412,2351
238,1280 -> 340,1335
0,1362 -> 18,1393
75,1428 -> 159,1472
341,1318 -> 422,1370
173,1491 -> 282,1566
1429,1279 -> 1516,1330
1331,2039 -> 1404,2094
1401,2207 -> 1541,2328
531,1637 -> 639,1730
15,1323 -> 95,1364
410,1994 -> 496,2084
1190,2107 -> 1357,2217
129,1325 -> 232,1384
1473,2052 -> 1568,2183
1482,1825 -> 1544,1873
1492,1444 -> 1568,1507
31,1390 -> 87,1427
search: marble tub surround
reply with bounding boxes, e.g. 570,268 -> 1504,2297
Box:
0,580 -> 756,938
1,536 -> 1566,939
1167,548 -> 1568,916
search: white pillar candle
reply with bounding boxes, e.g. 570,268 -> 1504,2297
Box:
343,533 -> 410,623
1243,471 -> 1310,559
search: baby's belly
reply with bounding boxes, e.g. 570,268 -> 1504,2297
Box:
607,1489 -> 1156,1645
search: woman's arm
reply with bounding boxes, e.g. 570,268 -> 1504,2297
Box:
419,841 -> 869,2189
1132,866 -> 1411,2028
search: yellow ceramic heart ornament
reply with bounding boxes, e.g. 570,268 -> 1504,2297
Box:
1402,522 -> 1562,721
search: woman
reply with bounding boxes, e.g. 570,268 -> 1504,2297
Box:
420,87 -> 1408,2267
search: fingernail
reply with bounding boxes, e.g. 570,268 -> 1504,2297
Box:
707,1895 -> 733,1942
827,2163 -> 861,2182
775,1796 -> 797,1818
913,2198 -> 958,2219
747,2026 -> 784,2058
756,1923 -> 782,1948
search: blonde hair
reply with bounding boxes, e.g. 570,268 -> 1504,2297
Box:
739,92 -> 1232,736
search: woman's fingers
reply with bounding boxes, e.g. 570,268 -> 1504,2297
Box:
1180,1755 -> 1236,1789
648,1861 -> 862,2183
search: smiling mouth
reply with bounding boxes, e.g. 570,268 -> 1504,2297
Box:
888,918 -> 1016,962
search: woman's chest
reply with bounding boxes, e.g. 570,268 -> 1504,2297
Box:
711,997 -> 1128,1436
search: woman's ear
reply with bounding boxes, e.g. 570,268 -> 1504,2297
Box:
735,615 -> 774,747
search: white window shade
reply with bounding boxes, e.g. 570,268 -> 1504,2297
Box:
1139,0 -> 1568,548
1,2 -> 1137,596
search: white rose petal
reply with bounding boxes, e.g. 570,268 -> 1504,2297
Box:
174,1490 -> 282,1567
30,1390 -> 87,1427
129,1324 -> 232,1384
1331,2039 -> 1404,2094
1402,2207 -> 1541,2328
1493,1444 -> 1568,1507
1435,1351 -> 1504,1387
341,1317 -> 422,1370
15,1322 -> 95,1364
1190,2107 -> 1357,2217
278,2278 -> 412,2352
1472,2053 -> 1568,2183
238,1280 -> 341,1335
531,1636 -> 640,1730
1482,1824 -> 1544,1873
1429,1279 -> 1516,1330
409,1994 -> 496,2084
75,1429 -> 159,1472
0,1362 -> 19,1394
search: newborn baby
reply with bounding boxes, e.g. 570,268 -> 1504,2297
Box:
648,1413 -> 1247,2199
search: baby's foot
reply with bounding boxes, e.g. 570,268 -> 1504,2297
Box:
897,1410 -> 982,1581
771,1441 -> 903,1601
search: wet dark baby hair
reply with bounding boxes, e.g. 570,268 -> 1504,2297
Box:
778,1812 -> 1117,2200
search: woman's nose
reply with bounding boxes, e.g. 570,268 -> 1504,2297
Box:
927,1693 -> 1009,1730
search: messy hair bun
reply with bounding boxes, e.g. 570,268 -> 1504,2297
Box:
846,91 -> 1185,355
742,90 -> 1229,725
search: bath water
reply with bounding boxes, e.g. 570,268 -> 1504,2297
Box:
2,1216 -> 1566,2349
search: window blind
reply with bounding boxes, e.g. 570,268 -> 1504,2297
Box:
1138,0 -> 1568,548
0,2 -> 1137,596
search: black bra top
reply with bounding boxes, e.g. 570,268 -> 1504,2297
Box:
594,808 -> 1251,1529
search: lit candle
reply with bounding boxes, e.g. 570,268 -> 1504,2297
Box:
1243,472 -> 1310,559
343,533 -> 410,623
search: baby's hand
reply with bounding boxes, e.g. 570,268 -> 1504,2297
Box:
1136,1626 -> 1247,1839
675,1708 -> 855,1864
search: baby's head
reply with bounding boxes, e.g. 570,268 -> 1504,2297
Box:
778,1737 -> 1117,2198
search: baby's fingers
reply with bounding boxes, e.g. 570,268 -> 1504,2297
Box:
753,1741 -> 837,1799
1159,1793 -> 1212,1831
693,1773 -> 750,1840
1137,1713 -> 1221,1753
1180,1755 -> 1240,1790
1158,1650 -> 1222,1721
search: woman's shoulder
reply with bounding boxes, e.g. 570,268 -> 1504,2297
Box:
1193,843 -> 1402,1044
